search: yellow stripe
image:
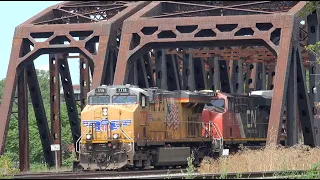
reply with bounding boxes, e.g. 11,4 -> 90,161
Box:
82,140 -> 133,144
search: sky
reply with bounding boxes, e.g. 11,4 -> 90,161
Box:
0,1 -> 80,84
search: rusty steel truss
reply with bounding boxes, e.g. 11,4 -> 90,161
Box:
0,1 -> 319,172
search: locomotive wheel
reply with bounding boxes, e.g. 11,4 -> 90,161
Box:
72,161 -> 84,172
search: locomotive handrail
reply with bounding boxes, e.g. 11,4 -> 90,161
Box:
119,123 -> 134,155
76,126 -> 90,154
210,122 -> 223,151
211,122 -> 223,139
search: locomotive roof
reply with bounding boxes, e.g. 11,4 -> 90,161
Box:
89,85 -> 214,103
145,88 -> 214,103
218,91 -> 272,99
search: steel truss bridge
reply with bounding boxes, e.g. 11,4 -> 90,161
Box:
0,1 -> 319,172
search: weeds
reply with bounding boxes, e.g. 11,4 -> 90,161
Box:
185,151 -> 197,179
199,144 -> 320,174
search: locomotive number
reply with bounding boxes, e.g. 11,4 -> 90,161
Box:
95,88 -> 106,93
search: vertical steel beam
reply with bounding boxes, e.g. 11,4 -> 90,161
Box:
143,53 -> 155,88
307,12 -> 320,145
255,63 -> 263,90
237,60 -> 244,93
49,54 -> 61,167
166,53 -> 180,90
207,57 -> 215,90
127,60 -> 138,86
18,68 -> 29,172
267,65 -> 275,90
193,58 -> 207,90
171,54 -> 182,90
155,49 -> 166,89
182,49 -> 196,91
230,60 -> 237,93
137,57 -> 149,88
161,49 -> 168,90
261,63 -> 266,90
80,57 -> 90,110
133,59 -> 138,86
214,57 -> 221,91
286,48 -> 298,146
246,63 -> 254,93
26,63 -> 54,166
80,37 -> 91,110
103,50 -> 113,85
58,55 -> 81,154
219,60 -> 232,93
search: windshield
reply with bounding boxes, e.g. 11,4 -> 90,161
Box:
88,96 -> 110,105
112,95 -> 137,104
205,99 -> 225,113
211,99 -> 225,108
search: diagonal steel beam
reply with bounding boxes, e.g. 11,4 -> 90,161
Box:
0,38 -> 23,155
26,62 -> 55,166
296,46 -> 316,147
59,54 -> 81,155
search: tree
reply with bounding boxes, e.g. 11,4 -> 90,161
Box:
2,69 -> 74,168
299,1 -> 320,62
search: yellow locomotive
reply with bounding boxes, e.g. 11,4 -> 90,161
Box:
74,85 -> 219,171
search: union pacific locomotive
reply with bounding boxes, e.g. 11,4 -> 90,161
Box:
73,85 -> 278,171
74,85 -> 218,171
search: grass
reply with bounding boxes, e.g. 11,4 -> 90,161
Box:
198,144 -> 320,174
29,163 -> 72,173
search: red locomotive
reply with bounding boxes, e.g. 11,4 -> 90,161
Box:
201,90 -> 287,152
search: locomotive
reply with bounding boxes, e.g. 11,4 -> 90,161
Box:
74,84 -> 218,171
73,84 -> 279,171
201,90 -> 286,149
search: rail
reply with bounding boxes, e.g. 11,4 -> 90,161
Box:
8,169 -> 318,179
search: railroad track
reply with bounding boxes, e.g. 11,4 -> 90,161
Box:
7,169 -> 318,179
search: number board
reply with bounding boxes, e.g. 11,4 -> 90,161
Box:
116,88 -> 129,93
95,88 -> 106,93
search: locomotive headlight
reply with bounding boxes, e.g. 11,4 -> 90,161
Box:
113,133 -> 119,139
102,108 -> 108,116
86,134 -> 92,140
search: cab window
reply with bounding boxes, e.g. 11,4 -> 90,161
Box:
211,99 -> 225,109
88,96 -> 110,105
112,95 -> 137,104
205,99 -> 225,113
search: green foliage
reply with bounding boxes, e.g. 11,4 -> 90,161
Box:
305,41 -> 320,63
0,155 -> 19,179
1,69 -> 74,171
298,1 -> 320,18
299,2 -> 320,64
185,151 -> 197,179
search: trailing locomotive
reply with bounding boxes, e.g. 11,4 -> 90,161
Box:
201,90 -> 286,149
74,85 -> 218,171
